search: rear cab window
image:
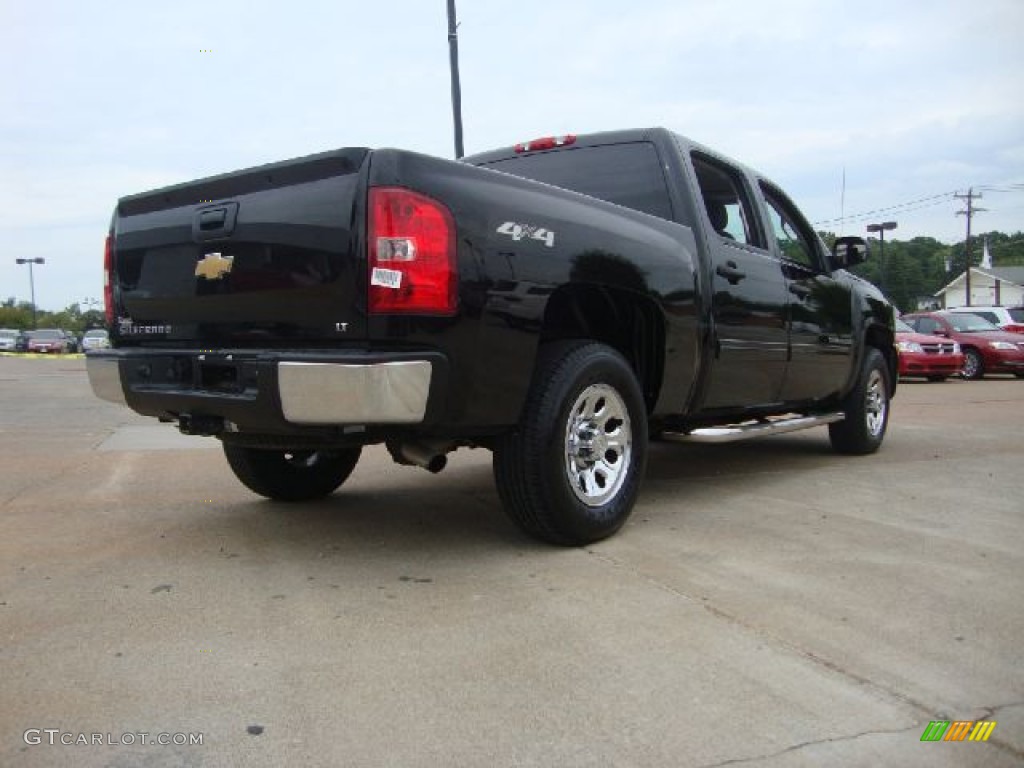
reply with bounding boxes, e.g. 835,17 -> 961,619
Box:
474,142 -> 674,221
690,153 -> 766,250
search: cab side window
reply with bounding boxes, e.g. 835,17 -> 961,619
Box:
691,153 -> 764,248
760,183 -> 822,271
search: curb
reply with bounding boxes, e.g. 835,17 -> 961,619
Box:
0,352 -> 86,359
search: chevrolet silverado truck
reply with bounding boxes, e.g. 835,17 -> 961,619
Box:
89,127 -> 895,545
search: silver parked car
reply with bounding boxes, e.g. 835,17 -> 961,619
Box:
0,328 -> 28,352
80,328 -> 110,353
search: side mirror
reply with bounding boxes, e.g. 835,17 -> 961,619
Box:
831,236 -> 869,269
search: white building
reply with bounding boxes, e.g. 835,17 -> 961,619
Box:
935,267 -> 1024,308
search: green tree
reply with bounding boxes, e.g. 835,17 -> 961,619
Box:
0,302 -> 35,330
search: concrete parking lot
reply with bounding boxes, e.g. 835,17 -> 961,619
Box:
1,355 -> 1022,767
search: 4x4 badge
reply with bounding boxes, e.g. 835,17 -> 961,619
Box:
195,252 -> 234,280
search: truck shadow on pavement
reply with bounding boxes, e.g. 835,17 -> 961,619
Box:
196,434 -> 850,556
220,460 -> 534,557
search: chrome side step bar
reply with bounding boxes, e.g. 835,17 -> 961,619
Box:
661,412 -> 845,444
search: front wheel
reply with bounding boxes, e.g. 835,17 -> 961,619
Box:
829,348 -> 891,455
961,348 -> 984,380
223,444 -> 361,501
493,341 -> 648,546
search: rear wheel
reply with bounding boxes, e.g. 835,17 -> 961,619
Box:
493,341 -> 648,546
223,444 -> 361,501
962,348 -> 984,380
829,348 -> 890,455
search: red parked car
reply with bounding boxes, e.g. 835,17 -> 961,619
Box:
25,329 -> 72,354
902,311 -> 1024,379
894,318 -> 964,381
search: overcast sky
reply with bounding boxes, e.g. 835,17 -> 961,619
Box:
2,0 -> 1023,311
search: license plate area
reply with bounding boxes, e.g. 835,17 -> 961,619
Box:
200,361 -> 241,393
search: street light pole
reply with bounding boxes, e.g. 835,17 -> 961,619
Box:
446,0 -> 465,159
866,221 -> 897,296
15,257 -> 45,329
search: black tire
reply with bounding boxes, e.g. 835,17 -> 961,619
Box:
829,347 -> 891,455
961,348 -> 984,380
223,444 -> 361,501
927,375 -> 948,383
493,341 -> 648,546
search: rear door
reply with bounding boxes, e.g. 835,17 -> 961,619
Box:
690,153 -> 788,409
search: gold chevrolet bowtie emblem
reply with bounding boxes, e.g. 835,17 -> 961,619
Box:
195,252 -> 234,280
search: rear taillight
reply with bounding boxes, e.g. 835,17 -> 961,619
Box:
514,134 -> 576,153
368,187 -> 457,315
103,233 -> 114,327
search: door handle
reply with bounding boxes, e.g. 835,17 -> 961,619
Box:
715,261 -> 746,284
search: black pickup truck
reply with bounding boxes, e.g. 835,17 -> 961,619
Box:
89,127 -> 895,545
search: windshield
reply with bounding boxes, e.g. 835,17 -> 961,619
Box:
0,330 -> 17,339
895,319 -> 914,333
30,329 -> 62,339
947,314 -> 1000,332
84,330 -> 107,338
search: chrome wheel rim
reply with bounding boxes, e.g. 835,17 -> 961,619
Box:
962,352 -> 980,378
564,384 -> 632,507
864,369 -> 887,437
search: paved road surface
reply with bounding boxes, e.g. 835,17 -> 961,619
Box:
1,356 -> 1021,767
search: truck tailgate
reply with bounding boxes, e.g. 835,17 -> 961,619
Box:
111,148 -> 369,346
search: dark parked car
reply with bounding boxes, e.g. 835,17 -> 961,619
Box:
62,331 -> 81,353
902,311 -> 1024,379
0,328 -> 28,353
894,318 -> 963,382
25,329 -> 72,354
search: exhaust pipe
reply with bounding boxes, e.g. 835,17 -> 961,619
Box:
389,441 -> 449,474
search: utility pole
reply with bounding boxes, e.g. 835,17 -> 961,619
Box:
955,188 -> 986,307
446,0 -> 465,159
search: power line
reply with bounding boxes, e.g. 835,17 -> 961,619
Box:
814,191 -> 956,226
814,181 -> 1024,228
976,183 -> 1024,193
840,198 -> 952,224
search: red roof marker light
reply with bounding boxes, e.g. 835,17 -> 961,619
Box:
514,135 -> 577,153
